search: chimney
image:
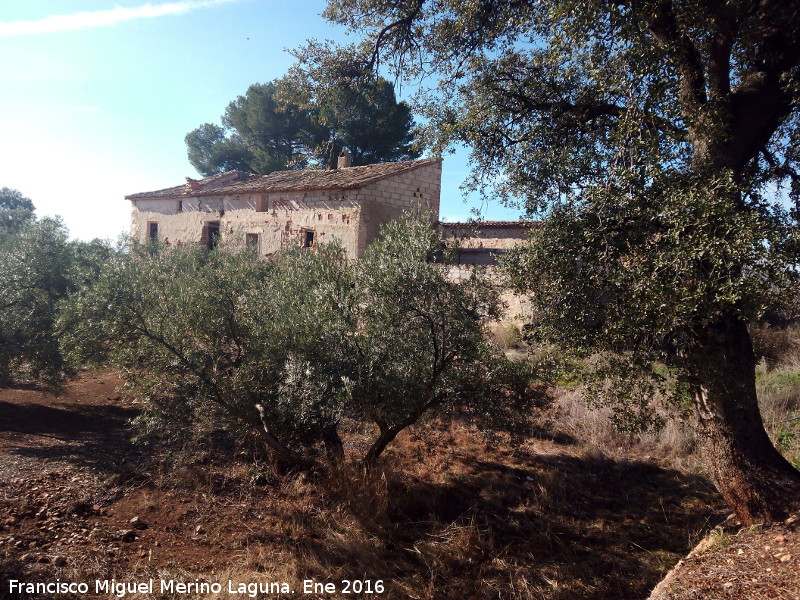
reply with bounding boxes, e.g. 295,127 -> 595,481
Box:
337,148 -> 352,169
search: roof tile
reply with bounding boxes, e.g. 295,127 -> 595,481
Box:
126,159 -> 441,200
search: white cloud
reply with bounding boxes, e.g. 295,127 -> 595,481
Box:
0,0 -> 242,37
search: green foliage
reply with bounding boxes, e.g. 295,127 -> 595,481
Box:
185,74 -> 420,176
61,214 -> 543,466
286,63 -> 421,167
758,369 -> 800,394
0,187 -> 35,234
61,241 -> 350,453
184,123 -> 254,175
310,0 -> 800,422
353,213 -> 545,452
501,174 -> 800,419
0,213 -> 113,388
776,426 -> 797,454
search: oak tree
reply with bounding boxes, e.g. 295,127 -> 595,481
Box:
0,187 -> 35,234
312,0 -> 800,523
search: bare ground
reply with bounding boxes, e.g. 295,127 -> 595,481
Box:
0,371 -> 755,599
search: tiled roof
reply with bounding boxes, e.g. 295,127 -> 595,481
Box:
126,159 -> 441,200
438,220 -> 539,229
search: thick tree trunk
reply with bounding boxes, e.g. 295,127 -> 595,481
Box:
687,316 -> 800,525
322,424 -> 344,463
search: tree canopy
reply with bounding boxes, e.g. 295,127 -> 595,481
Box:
0,200 -> 113,389
0,187 -> 35,234
307,0 -> 800,522
185,74 -> 420,176
60,214 -> 544,468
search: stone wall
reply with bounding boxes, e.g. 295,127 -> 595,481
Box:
131,190 -> 363,257
356,160 -> 442,256
130,161 -> 443,260
438,222 -> 534,266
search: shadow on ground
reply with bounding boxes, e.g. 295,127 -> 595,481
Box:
298,441 -> 726,600
0,374 -> 726,600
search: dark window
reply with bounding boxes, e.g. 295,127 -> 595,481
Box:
303,230 -> 315,248
245,233 -> 259,251
207,221 -> 221,250
148,222 -> 158,241
177,200 -> 183,212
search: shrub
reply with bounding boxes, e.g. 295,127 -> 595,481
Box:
0,214 -> 113,388
60,213 -> 547,468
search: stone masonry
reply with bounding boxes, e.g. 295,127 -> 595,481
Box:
127,158 -> 443,260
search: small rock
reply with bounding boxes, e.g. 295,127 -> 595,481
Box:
779,554 -> 792,563
118,530 -> 137,543
130,516 -> 148,530
773,534 -> 787,543
53,556 -> 67,567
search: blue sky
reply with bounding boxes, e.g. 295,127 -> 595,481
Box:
0,0 -> 521,241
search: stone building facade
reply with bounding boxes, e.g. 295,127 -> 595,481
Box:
127,157 -> 443,260
438,221 -> 537,265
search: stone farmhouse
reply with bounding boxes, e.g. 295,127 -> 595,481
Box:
126,154 -> 534,268
126,155 -> 443,260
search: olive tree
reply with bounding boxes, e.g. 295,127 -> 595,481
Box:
61,215 -> 541,468
353,213 -> 540,464
0,203 -> 113,388
60,242 -> 353,466
304,0 -> 800,522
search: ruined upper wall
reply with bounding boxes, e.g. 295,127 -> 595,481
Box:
359,160 -> 441,216
439,222 -> 536,250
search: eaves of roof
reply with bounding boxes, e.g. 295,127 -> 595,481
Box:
126,159 -> 442,200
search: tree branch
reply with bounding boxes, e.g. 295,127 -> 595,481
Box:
367,1 -> 425,71
490,84 -> 687,139
647,0 -> 708,112
255,403 -> 316,468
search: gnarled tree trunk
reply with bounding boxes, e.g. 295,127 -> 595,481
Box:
688,316 -> 800,524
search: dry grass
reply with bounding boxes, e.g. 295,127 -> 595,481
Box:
0,381 -> 727,600
544,388 -> 701,473
4,326 -> 800,599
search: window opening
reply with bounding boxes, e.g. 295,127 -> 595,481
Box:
207,221 -> 221,250
148,222 -> 158,241
245,233 -> 259,252
303,230 -> 315,248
